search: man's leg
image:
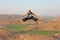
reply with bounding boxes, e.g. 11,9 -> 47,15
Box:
32,17 -> 38,21
22,17 -> 29,21
32,17 -> 42,24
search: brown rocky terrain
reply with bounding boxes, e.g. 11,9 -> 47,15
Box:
0,30 -> 55,40
0,14 -> 60,31
0,14 -> 60,40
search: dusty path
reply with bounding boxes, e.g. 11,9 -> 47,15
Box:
0,29 -> 59,40
51,35 -> 60,40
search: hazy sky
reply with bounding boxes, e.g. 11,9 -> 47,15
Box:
0,0 -> 60,16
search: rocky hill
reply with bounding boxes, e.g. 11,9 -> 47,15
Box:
0,14 -> 60,40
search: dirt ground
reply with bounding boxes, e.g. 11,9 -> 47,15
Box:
0,30 -> 60,40
0,15 -> 60,40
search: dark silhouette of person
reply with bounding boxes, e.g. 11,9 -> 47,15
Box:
22,10 -> 38,21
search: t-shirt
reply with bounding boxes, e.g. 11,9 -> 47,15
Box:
28,12 -> 33,18
28,14 -> 32,18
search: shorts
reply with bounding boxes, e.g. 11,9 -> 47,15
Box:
22,16 -> 38,21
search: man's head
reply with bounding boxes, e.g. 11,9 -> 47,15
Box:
28,10 -> 32,14
28,10 -> 31,12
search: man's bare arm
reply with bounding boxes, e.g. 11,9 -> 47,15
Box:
32,12 -> 39,18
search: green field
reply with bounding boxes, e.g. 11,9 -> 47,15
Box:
4,24 -> 30,32
1,24 -> 60,35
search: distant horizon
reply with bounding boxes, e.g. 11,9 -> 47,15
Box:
0,13 -> 60,17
